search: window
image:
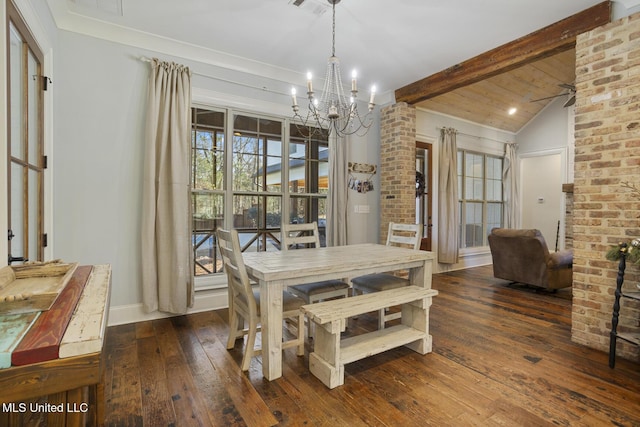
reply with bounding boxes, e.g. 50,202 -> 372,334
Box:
232,114 -> 283,253
457,150 -> 503,248
288,125 -> 329,244
191,108 -> 225,275
7,1 -> 46,264
190,107 -> 328,278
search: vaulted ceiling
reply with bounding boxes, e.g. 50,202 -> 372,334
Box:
395,1 -> 612,133
412,49 -> 577,133
51,0 -> 633,133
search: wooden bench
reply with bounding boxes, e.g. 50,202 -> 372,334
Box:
301,285 -> 438,389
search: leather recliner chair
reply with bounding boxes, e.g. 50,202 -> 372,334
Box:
487,228 -> 573,290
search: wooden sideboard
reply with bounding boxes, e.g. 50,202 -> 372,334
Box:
0,264 -> 111,426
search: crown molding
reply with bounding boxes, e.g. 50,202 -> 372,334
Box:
615,0 -> 640,9
44,1 -> 395,104
45,0 -> 304,86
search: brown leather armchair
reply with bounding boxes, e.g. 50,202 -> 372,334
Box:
488,228 -> 573,290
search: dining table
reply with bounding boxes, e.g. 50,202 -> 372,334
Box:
241,243 -> 435,381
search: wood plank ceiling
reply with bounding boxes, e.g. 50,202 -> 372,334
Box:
414,49 -> 576,133
395,1 -> 611,134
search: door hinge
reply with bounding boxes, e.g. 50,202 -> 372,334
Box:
43,155 -> 48,169
42,76 -> 52,91
43,233 -> 48,248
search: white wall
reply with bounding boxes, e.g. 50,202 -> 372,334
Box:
516,97 -> 571,249
53,32 -> 148,309
346,117 -> 381,245
517,97 -> 571,154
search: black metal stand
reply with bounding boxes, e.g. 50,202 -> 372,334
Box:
609,254 -> 627,368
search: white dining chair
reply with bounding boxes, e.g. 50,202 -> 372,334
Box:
217,228 -> 304,371
282,222 -> 350,338
351,222 -> 422,329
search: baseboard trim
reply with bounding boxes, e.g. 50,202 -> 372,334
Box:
109,255 -> 493,326
107,288 -> 229,326
437,252 -> 492,273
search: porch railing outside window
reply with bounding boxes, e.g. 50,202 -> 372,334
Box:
190,107 -> 329,277
232,114 -> 283,254
192,108 -> 225,275
288,124 -> 329,245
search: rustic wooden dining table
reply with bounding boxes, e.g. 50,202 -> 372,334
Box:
241,243 -> 435,381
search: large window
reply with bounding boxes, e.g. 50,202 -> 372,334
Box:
457,150 -> 503,248
288,124 -> 329,244
191,107 -> 328,278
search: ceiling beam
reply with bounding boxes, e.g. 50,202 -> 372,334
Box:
395,1 -> 611,105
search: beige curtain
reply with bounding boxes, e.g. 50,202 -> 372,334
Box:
503,142 -> 519,229
438,127 -> 459,264
141,58 -> 194,314
326,133 -> 348,246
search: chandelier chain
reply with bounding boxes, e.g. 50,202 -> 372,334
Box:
331,1 -> 336,57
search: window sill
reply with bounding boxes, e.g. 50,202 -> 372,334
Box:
194,273 -> 227,292
459,246 -> 491,257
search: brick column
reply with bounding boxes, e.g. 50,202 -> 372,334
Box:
379,103 -> 416,243
572,12 -> 640,362
562,184 -> 574,249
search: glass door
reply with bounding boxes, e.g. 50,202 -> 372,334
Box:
7,3 -> 45,264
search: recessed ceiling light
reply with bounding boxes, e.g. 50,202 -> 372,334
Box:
508,107 -> 517,115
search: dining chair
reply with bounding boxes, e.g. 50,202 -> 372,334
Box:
217,228 -> 304,371
281,222 -> 350,337
351,222 -> 422,329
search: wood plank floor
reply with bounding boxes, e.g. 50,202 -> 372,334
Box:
103,266 -> 640,426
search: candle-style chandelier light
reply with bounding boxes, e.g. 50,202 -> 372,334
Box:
290,0 -> 376,137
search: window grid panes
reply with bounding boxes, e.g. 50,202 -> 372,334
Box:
288,124 -> 329,244
458,150 -> 504,248
7,8 -> 45,264
191,108 -> 330,278
232,114 -> 283,253
192,108 -> 225,276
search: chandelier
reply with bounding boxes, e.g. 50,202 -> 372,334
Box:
290,0 -> 376,137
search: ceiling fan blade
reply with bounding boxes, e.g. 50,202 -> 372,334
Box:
563,95 -> 576,108
530,93 -> 570,103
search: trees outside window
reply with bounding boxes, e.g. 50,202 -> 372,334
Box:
191,107 -> 328,277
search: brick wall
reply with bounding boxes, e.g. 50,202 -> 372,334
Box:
572,12 -> 640,361
563,184 -> 574,249
379,103 -> 416,243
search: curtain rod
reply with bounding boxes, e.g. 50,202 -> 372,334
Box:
138,56 -> 289,97
436,127 -> 511,144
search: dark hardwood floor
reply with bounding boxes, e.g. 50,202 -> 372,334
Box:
103,266 -> 640,426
